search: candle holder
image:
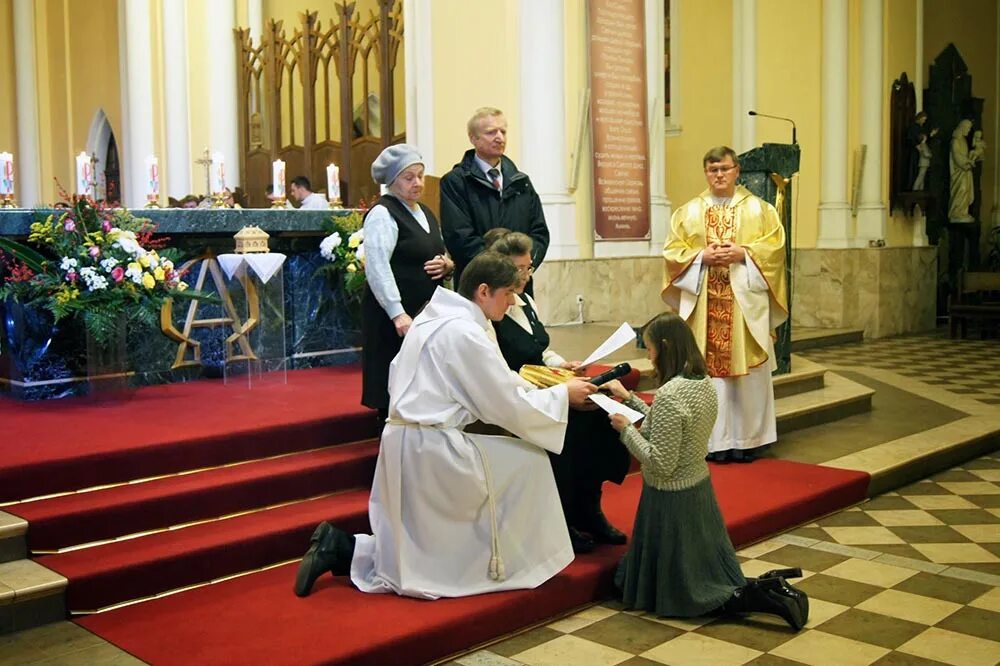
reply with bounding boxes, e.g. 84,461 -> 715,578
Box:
270,195 -> 287,209
328,197 -> 343,210
0,194 -> 17,208
144,194 -> 160,209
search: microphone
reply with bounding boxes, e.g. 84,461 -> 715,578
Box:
587,363 -> 632,386
748,110 -> 797,145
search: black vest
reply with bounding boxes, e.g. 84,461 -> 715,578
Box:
493,297 -> 550,371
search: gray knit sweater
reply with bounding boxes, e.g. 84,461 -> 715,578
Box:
620,376 -> 719,491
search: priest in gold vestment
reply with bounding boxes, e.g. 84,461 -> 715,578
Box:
662,146 -> 788,462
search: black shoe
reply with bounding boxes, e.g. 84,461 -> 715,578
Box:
723,577 -> 809,631
578,513 -> 627,545
759,567 -> 803,581
568,526 -> 595,554
731,450 -> 755,463
294,522 -> 355,597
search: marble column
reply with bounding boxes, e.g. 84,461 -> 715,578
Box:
205,1 -> 240,190
162,0 -> 191,199
915,0 -> 924,113
520,0 -> 577,259
13,0 -> 41,208
856,0 -> 886,243
403,0 -> 435,175
122,0 -> 157,208
817,0 -> 852,248
645,0 -> 670,255
247,0 -> 263,43
732,0 -> 756,153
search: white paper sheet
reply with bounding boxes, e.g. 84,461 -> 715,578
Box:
580,322 -> 636,368
587,392 -> 644,424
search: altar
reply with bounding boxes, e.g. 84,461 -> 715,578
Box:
0,207 -> 361,400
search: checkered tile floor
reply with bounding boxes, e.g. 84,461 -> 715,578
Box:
447,456 -> 1000,666
802,331 -> 1000,406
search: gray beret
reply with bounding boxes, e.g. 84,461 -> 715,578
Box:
371,144 -> 423,186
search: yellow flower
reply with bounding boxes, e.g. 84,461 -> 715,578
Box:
162,259 -> 174,272
55,286 -> 80,304
154,267 -> 165,281
346,263 -> 357,273
138,255 -> 151,268
128,261 -> 142,274
142,273 -> 155,289
177,281 -> 188,291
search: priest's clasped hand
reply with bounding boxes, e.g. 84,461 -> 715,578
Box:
703,242 -> 746,266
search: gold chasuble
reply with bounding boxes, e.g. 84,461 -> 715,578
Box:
662,186 -> 788,378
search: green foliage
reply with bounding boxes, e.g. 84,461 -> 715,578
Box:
316,212 -> 367,301
0,196 -> 206,348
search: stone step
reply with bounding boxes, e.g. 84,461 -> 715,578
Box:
0,512 -> 26,565
0,559 -> 66,636
790,326 -> 865,352
776,371 -> 875,435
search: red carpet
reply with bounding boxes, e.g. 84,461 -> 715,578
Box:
0,366 -> 378,502
78,460 -> 869,665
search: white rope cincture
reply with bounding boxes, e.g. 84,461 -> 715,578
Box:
384,418 -> 506,582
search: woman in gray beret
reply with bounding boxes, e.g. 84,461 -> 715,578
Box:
361,144 -> 454,422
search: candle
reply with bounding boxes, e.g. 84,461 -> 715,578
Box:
210,152 -> 226,194
272,160 -> 286,199
146,156 -> 159,199
76,152 -> 92,196
0,152 -> 13,196
326,163 -> 340,202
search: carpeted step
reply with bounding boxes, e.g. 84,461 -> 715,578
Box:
0,366 -> 378,502
9,440 -> 380,552
77,461 -> 872,665
39,491 -> 372,612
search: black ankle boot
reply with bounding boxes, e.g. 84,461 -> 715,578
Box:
723,577 -> 809,631
576,491 -> 627,545
294,522 -> 355,597
569,526 -> 595,554
759,567 -> 803,581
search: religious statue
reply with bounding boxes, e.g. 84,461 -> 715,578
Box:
969,130 -> 986,162
949,120 -> 976,223
907,111 -> 938,190
911,133 -> 932,190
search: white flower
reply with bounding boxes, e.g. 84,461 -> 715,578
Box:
125,263 -> 144,285
100,257 -> 119,272
111,228 -> 145,257
60,257 -> 78,271
79,266 -> 109,291
319,232 -> 342,260
355,243 -> 365,263
348,230 -> 364,249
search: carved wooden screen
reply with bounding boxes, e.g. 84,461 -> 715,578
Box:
235,1 -> 404,208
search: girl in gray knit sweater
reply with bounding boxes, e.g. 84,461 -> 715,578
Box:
604,313 -> 809,629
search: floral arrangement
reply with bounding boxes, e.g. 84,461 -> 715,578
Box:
315,210 -> 366,298
0,196 -> 197,346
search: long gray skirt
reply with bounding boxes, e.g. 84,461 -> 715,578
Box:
615,478 -> 746,617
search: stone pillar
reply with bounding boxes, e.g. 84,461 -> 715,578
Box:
122,0 -> 157,208
205,1 -> 240,190
162,0 -> 191,199
403,0 -> 435,174
247,0 -> 263,43
13,0 -> 41,208
915,0 -> 924,113
817,0 -> 852,248
732,0 -> 756,153
520,0 -> 577,259
645,0 -> 670,255
856,0 -> 886,243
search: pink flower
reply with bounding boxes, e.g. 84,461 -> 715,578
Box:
111,266 -> 125,283
88,246 -> 101,258
63,219 -> 76,232
66,271 -> 77,283
101,220 -> 112,233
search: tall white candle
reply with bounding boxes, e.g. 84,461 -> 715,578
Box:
0,152 -> 13,196
145,156 -> 159,198
272,160 -> 285,198
210,152 -> 226,194
76,152 -> 92,196
326,163 -> 340,201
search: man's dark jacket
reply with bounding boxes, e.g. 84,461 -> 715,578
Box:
440,149 -> 550,284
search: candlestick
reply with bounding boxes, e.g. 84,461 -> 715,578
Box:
271,159 -> 286,208
326,163 -> 342,208
210,152 -> 226,195
76,152 -> 93,197
145,155 -> 160,208
0,152 -> 14,208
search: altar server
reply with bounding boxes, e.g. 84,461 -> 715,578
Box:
295,252 -> 598,599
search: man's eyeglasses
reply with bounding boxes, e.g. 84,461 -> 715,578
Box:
705,165 -> 737,175
515,265 -> 534,276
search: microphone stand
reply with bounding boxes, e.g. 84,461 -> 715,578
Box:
748,110 -> 797,145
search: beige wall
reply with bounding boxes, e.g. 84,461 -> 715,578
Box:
925,0 -> 997,255
885,0 -> 919,247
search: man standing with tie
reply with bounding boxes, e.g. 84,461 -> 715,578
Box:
441,107 -> 550,290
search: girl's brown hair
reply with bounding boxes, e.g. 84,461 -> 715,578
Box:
641,312 -> 708,384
